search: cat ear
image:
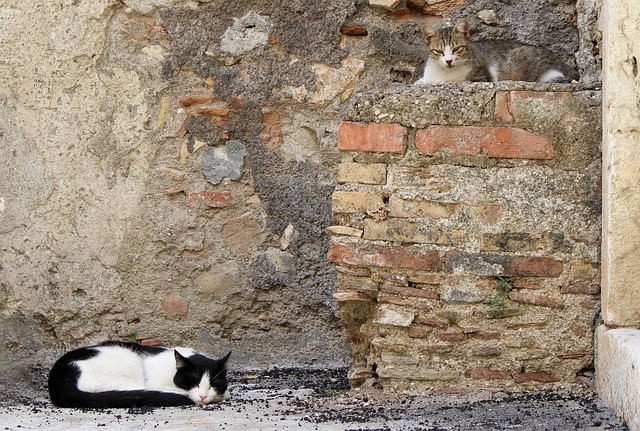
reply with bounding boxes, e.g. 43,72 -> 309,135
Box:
174,350 -> 190,369
219,351 -> 231,368
453,19 -> 470,38
422,25 -> 436,44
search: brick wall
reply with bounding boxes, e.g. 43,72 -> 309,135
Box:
329,83 -> 602,393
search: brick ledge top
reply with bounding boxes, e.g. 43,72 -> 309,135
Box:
345,82 -> 601,129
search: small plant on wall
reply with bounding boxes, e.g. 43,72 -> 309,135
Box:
489,276 -> 514,310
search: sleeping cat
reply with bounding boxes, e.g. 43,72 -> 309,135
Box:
48,341 -> 231,408
415,18 -> 578,84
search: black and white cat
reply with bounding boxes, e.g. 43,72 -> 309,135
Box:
416,18 -> 578,84
48,341 -> 231,408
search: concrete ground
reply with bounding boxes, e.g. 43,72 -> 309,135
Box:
0,368 -> 629,431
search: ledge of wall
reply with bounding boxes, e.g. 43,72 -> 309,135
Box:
329,83 -> 603,393
596,327 -> 640,430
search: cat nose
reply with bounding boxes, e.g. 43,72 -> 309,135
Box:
446,59 -> 453,66
199,395 -> 207,401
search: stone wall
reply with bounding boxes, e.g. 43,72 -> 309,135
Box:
0,0 -> 601,399
329,82 -> 602,392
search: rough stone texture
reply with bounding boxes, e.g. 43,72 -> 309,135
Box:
203,140 -> 249,184
596,327 -> 640,431
0,0 -> 603,402
598,1 -> 640,426
332,85 -> 601,393
601,0 -> 640,327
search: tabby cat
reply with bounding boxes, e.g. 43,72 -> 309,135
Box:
415,19 -> 577,84
48,341 -> 231,408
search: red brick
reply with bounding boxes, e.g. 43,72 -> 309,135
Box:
556,351 -> 593,359
139,337 -> 162,346
179,93 -> 217,107
510,256 -> 563,277
161,294 -> 188,317
560,284 -> 600,295
408,326 -> 432,338
336,265 -> 372,277
381,283 -> 439,299
340,25 -> 368,36
196,107 -> 230,117
416,126 -> 554,160
260,111 -> 283,149
186,191 -> 232,208
508,291 -> 565,309
413,316 -> 449,330
328,241 -> 441,271
333,291 -> 374,302
465,366 -> 511,380
386,7 -> 411,16
226,95 -> 245,109
437,332 -> 467,342
338,122 -> 408,154
512,370 -> 561,383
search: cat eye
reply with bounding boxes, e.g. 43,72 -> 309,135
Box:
432,49 -> 444,55
453,47 -> 464,53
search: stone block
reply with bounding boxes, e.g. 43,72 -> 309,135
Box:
374,306 -> 415,327
363,219 -> 452,244
332,191 -> 385,213
445,252 -> 563,278
512,370 -> 561,383
495,91 -> 575,122
465,366 -> 511,380
380,283 -> 439,300
369,0 -> 402,10
388,196 -> 458,218
481,232 -> 551,252
337,162 -> 387,185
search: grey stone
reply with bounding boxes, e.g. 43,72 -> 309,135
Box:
203,140 -> 249,185
220,12 -> 273,56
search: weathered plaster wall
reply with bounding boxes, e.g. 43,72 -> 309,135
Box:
0,0 -> 600,399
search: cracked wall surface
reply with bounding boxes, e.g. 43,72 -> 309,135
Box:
0,0 -> 600,399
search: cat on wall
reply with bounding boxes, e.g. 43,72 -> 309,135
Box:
415,18 -> 578,84
48,341 -> 231,408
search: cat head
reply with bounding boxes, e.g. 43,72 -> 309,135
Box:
423,19 -> 472,70
173,350 -> 231,405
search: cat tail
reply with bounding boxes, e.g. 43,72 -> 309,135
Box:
49,387 -> 194,408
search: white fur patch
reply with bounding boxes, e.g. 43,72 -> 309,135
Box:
488,65 -> 499,82
76,346 -> 146,392
538,69 -> 566,83
75,346 -> 194,395
415,59 -> 472,84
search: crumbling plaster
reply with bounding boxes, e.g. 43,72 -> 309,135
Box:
0,0 -> 603,400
